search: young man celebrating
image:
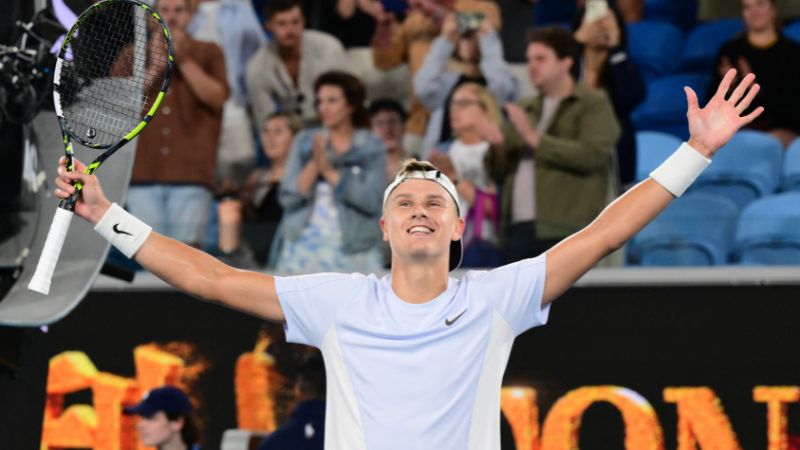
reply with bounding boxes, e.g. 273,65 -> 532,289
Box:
52,70 -> 761,449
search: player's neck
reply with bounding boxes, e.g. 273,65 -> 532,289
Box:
390,262 -> 449,304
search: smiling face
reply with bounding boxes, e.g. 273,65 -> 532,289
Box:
381,179 -> 464,269
317,84 -> 353,129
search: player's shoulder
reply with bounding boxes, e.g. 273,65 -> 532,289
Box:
274,271 -> 377,294
461,255 -> 547,285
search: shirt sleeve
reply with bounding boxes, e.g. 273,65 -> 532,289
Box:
475,254 -> 550,336
274,272 -> 361,347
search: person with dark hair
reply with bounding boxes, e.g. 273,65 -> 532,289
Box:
245,0 -> 348,126
369,98 -> 409,180
572,3 -> 646,187
257,353 -> 326,450
709,0 -> 800,148
486,26 -> 621,263
124,386 -> 201,450
274,71 -> 386,274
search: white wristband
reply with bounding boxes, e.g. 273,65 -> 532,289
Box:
94,203 -> 152,258
649,142 -> 711,197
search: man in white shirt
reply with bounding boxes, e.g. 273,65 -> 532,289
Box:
52,69 -> 762,450
245,0 -> 348,126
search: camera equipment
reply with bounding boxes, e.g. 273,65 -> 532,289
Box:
0,10 -> 63,128
456,11 -> 485,35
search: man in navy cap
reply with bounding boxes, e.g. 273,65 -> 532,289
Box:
124,386 -> 201,450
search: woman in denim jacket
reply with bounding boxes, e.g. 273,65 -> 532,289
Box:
276,71 -> 387,274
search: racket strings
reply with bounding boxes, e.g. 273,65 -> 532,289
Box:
59,2 -> 169,147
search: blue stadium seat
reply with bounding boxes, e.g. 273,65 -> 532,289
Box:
643,0 -> 698,31
628,193 -> 740,266
632,73 -> 710,139
689,130 -> 783,207
781,138 -> 800,192
682,19 -> 745,72
784,20 -> 800,44
627,21 -> 685,82
635,131 -> 683,182
733,192 -> 800,265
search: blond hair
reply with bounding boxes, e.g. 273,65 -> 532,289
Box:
453,82 -> 503,128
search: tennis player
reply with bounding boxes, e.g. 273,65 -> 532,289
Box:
54,69 -> 761,450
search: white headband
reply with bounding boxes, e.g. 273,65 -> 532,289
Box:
382,169 -> 461,215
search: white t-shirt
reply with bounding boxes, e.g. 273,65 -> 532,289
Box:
275,255 -> 550,450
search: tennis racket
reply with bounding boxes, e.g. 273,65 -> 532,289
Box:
28,0 -> 173,294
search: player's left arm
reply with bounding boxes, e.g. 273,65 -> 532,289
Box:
541,69 -> 763,306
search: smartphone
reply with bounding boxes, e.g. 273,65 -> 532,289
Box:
584,0 -> 609,23
456,11 -> 485,35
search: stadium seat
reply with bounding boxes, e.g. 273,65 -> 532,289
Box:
632,73 -> 710,139
628,193 -> 740,266
689,130 -> 783,207
784,20 -> 800,44
643,0 -> 698,31
627,21 -> 685,82
733,192 -> 800,265
635,131 -> 683,182
682,19 -> 745,72
781,138 -> 800,192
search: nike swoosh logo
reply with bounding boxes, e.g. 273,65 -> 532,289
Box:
113,223 -> 133,236
445,309 -> 468,326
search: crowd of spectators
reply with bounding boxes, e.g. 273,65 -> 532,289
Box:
119,0 -> 800,273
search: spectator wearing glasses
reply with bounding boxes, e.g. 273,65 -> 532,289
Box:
414,11 -> 517,159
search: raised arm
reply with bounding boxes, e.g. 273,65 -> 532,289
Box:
53,159 -> 285,322
542,69 -> 763,305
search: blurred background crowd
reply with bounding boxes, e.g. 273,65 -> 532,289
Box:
105,0 -> 800,272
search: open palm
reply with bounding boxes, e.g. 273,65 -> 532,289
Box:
686,69 -> 763,156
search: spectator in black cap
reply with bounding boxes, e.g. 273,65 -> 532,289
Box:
124,385 -> 201,450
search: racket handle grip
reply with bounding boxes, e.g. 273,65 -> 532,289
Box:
28,207 -> 74,295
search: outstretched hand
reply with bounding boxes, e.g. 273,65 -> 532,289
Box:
686,68 -> 763,157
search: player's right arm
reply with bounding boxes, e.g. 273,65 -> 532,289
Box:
53,158 -> 285,323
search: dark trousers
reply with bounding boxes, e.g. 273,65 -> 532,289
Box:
502,221 -> 563,265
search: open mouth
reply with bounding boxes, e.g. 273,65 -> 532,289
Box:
407,225 -> 434,235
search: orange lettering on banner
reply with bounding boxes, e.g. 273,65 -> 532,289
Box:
41,346 -> 189,450
753,386 -> 800,450
664,387 -> 742,450
501,387 -> 540,450
235,336 -> 283,431
540,386 -> 664,450
133,344 -> 184,394
42,352 -> 99,449
92,373 -> 141,450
